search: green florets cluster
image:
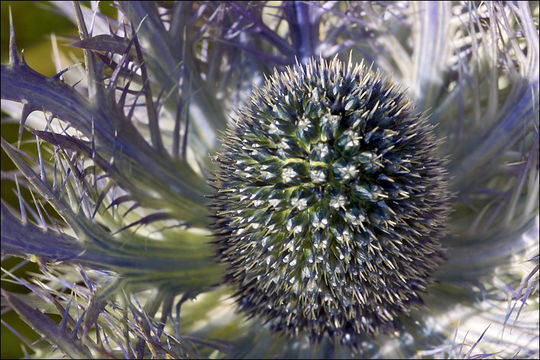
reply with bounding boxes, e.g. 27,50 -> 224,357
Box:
211,57 -> 450,348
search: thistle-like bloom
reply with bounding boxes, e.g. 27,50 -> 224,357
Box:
1,2 -> 538,359
211,57 -> 450,348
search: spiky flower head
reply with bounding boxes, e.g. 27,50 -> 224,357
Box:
211,56 -> 450,347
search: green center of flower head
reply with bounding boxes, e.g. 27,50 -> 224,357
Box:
211,56 -> 450,349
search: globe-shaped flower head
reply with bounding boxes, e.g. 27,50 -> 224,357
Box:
211,56 -> 451,348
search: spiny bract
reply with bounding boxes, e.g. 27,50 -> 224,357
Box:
211,57 -> 450,348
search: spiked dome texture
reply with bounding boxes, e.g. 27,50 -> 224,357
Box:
211,57 -> 451,347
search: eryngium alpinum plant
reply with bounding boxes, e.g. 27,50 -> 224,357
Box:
1,1 -> 538,359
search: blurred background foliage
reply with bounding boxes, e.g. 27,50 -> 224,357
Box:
0,3 -> 114,357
